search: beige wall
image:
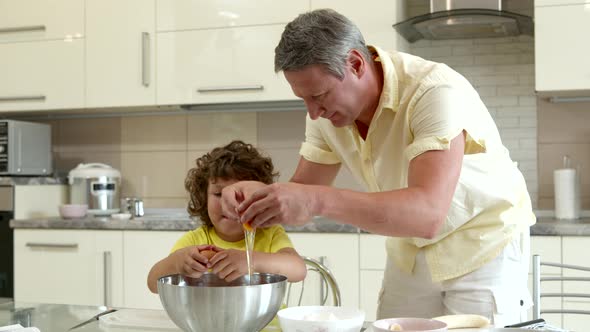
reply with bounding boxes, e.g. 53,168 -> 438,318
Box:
49,111 -> 363,209
537,99 -> 590,209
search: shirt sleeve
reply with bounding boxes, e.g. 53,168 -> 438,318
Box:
299,114 -> 341,165
404,85 -> 472,162
268,226 -> 295,253
170,228 -> 208,254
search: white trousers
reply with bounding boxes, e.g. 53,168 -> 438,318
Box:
376,230 -> 532,327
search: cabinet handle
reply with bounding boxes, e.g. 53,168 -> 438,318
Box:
141,32 -> 150,87
0,95 -> 46,102
197,85 -> 264,93
103,251 -> 112,307
26,242 -> 78,249
0,25 -> 45,34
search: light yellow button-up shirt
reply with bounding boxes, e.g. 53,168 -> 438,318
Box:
299,46 -> 536,281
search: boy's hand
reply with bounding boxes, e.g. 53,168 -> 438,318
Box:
172,244 -> 218,278
209,249 -> 250,282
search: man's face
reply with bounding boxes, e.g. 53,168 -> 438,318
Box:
284,64 -> 362,127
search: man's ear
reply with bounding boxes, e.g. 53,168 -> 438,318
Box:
347,49 -> 366,77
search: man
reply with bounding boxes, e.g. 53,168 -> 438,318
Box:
221,9 -> 535,326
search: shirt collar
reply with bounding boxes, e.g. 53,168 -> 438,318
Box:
369,45 -> 398,115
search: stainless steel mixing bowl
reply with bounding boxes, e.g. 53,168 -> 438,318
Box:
158,273 -> 287,332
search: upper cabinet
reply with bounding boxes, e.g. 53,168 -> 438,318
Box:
311,0 -> 408,52
156,0 -> 308,31
535,1 -> 590,92
0,0 -> 84,112
85,0 -> 156,108
0,0 -> 84,43
156,0 -> 309,105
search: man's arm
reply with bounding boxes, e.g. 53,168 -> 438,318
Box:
239,132 -> 465,239
290,157 -> 341,185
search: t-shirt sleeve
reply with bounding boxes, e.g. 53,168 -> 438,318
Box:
169,227 -> 208,254
268,226 -> 295,253
299,114 -> 341,165
404,85 -> 482,161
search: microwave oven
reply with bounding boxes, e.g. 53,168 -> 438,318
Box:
0,120 -> 52,175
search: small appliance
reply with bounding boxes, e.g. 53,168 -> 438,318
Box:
0,120 -> 52,175
68,163 -> 121,215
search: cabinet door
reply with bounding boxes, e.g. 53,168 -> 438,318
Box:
359,234 -> 387,321
535,4 -> 590,91
86,0 -> 156,108
0,39 -> 84,112
14,229 -> 123,307
123,231 -> 185,309
287,233 -> 359,309
0,0 -> 84,43
562,237 -> 590,331
157,25 -> 296,105
311,0 -> 408,52
157,0 -> 308,31
527,236 -> 563,327
535,0 -> 590,6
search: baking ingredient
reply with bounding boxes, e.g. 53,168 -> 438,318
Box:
200,249 -> 216,260
243,221 -> 255,284
432,314 -> 489,329
389,323 -> 403,331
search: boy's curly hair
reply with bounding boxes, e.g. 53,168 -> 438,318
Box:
185,140 -> 279,227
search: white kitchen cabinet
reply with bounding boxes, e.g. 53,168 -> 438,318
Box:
288,233 -> 360,309
14,229 -> 124,307
0,39 -> 84,112
311,0 -> 408,52
0,0 -> 84,43
528,236 -> 563,327
157,25 -> 296,105
123,230 -> 185,309
561,236 -> 590,331
535,3 -> 590,92
535,0 -> 590,6
156,0 -> 308,31
359,234 -> 388,321
85,0 -> 156,108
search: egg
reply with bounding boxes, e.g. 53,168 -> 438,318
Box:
389,323 -> 403,331
200,249 -> 217,260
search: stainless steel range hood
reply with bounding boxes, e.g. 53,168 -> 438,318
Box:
394,0 -> 533,43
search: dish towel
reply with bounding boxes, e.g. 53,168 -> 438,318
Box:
0,324 -> 40,332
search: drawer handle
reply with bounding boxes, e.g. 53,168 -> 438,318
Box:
25,242 -> 78,249
0,95 -> 46,102
0,25 -> 46,34
197,85 -> 264,93
141,32 -> 151,87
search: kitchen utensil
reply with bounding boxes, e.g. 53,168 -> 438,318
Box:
58,204 -> 88,219
278,306 -> 365,332
158,272 -> 287,332
68,163 -> 121,215
372,317 -> 447,332
68,308 -> 117,331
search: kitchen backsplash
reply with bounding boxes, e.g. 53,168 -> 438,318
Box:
46,111 -> 364,209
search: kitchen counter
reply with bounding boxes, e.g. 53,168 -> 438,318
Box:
10,212 -> 590,236
0,176 -> 66,186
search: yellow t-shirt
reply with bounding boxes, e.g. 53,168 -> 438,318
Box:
170,224 -> 293,331
170,224 -> 294,253
299,46 -> 536,282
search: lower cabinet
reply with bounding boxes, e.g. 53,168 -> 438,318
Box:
122,230 -> 184,309
359,234 -> 388,321
288,233 -> 360,309
14,229 -> 124,307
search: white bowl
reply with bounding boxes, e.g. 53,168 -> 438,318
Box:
59,204 -> 88,219
278,306 -> 365,332
373,317 -> 447,332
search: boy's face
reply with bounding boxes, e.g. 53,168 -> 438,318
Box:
207,178 -> 244,241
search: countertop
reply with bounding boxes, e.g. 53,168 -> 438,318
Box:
9,210 -> 590,236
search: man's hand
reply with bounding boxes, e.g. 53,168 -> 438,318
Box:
237,182 -> 317,228
220,181 -> 268,223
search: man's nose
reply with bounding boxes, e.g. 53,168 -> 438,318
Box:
305,100 -> 323,120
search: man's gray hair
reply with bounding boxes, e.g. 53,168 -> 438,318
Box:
274,9 -> 372,80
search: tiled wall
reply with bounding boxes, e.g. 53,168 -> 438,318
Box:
49,111 -> 363,209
